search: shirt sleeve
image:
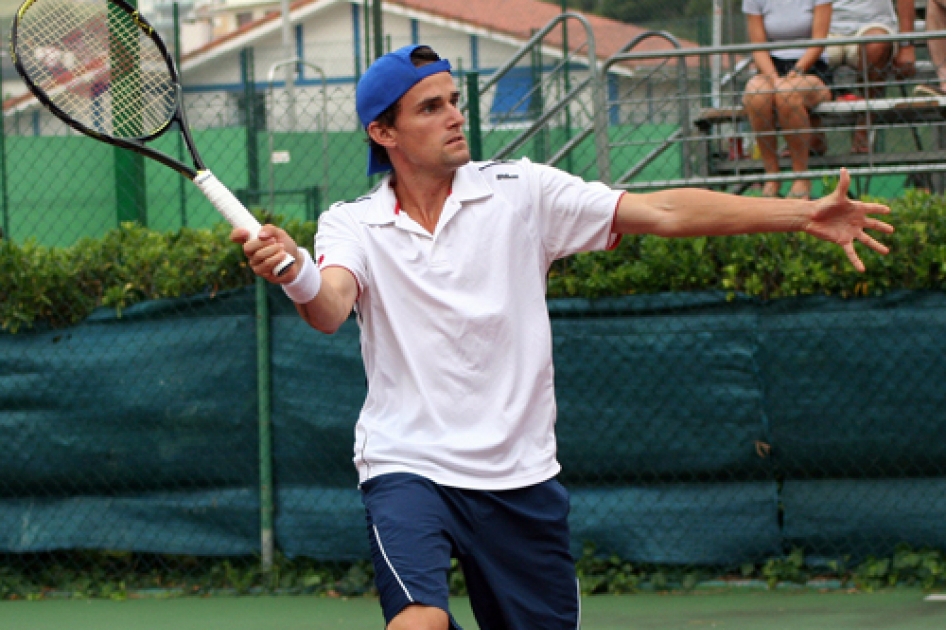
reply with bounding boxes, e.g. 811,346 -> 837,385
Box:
524,159 -> 623,264
742,0 -> 762,16
313,204 -> 367,294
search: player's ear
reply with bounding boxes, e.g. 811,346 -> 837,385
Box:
367,121 -> 396,149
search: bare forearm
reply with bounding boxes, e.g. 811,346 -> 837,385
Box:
615,189 -> 813,238
614,169 -> 891,272
897,0 -> 915,33
294,268 -> 357,334
747,16 -> 776,75
752,51 -> 777,76
795,46 -> 825,71
796,4 -> 830,69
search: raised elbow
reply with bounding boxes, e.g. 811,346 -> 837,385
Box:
313,319 -> 344,335
296,303 -> 349,335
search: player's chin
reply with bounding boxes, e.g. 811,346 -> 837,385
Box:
445,143 -> 472,167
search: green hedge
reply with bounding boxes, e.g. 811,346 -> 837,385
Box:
2,543 -> 944,600
0,216 -> 316,333
548,188 -> 946,300
4,190 -> 946,333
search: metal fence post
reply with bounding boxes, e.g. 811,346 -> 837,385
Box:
372,0 -> 384,62
241,48 -> 261,207
362,0 -> 370,70
0,52 -> 9,240
591,57 -> 611,184
560,2 -> 574,174
242,45 -> 274,573
530,37 -> 547,162
173,3 -> 187,228
111,0 -> 147,225
466,72 -> 482,161
256,278 -> 275,573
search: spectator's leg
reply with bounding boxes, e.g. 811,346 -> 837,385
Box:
743,74 -> 780,196
857,34 -> 894,87
851,30 -> 894,152
810,115 -> 827,155
927,0 -> 946,92
774,75 -> 832,198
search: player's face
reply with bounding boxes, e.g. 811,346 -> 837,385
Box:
389,72 -> 470,174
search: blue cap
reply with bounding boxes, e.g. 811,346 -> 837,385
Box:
356,44 -> 452,176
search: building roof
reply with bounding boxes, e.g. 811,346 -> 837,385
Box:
4,0 -> 700,112
181,0 -> 697,67
387,0 -> 696,61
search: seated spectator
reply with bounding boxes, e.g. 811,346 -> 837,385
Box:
826,0 -> 917,153
742,0 -> 833,199
916,0 -> 946,97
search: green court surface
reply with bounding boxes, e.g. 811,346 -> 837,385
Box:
1,589 -> 944,630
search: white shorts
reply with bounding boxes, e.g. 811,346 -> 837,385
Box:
826,23 -> 897,69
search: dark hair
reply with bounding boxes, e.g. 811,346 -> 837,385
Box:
368,46 -> 444,171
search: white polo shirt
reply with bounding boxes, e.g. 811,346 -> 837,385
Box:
315,158 -> 623,490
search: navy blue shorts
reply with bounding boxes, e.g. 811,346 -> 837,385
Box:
360,473 -> 580,630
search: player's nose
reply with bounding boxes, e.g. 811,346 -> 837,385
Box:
447,102 -> 465,127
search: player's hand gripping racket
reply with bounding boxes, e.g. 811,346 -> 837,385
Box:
10,0 -> 294,275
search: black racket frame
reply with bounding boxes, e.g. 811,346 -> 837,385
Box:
11,0 -> 205,179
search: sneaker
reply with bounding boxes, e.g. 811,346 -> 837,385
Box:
914,84 -> 946,97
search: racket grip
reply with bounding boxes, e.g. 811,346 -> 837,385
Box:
194,170 -> 295,277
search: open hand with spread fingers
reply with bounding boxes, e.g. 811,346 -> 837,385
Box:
803,168 -> 895,272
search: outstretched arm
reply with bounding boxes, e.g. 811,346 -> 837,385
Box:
612,168 -> 893,272
230,226 -> 358,333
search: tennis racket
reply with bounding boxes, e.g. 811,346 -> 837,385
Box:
10,0 -> 294,275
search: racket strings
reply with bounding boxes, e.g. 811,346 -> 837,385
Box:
15,0 -> 176,138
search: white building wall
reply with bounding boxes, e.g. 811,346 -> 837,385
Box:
1,0 -> 619,138
297,3 -> 359,78
181,0 -> 563,90
374,11 -> 413,52
412,22 -> 477,72
180,22 -> 217,55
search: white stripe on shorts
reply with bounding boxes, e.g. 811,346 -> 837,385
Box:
575,578 -> 582,629
373,524 -> 414,603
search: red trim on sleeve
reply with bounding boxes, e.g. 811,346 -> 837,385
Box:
607,192 -> 625,251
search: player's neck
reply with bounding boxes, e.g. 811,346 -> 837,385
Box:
390,170 -> 455,234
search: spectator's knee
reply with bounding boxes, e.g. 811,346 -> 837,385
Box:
862,42 -> 892,73
774,89 -> 805,111
742,90 -> 772,109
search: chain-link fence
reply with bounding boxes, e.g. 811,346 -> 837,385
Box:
593,30 -> 946,196
3,6 -> 946,598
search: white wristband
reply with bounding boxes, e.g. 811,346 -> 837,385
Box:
281,248 -> 322,304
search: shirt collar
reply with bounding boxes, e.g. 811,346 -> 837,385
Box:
450,161 -> 494,205
359,174 -> 398,225
357,163 -> 494,226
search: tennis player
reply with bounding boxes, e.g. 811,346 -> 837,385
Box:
232,44 -> 892,630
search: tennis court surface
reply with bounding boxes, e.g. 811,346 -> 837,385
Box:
1,588 -> 944,630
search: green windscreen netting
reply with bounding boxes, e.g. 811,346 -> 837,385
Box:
3,289 -> 946,565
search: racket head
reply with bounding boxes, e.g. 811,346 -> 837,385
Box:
11,0 -> 180,145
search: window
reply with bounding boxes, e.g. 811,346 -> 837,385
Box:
489,67 -> 535,125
